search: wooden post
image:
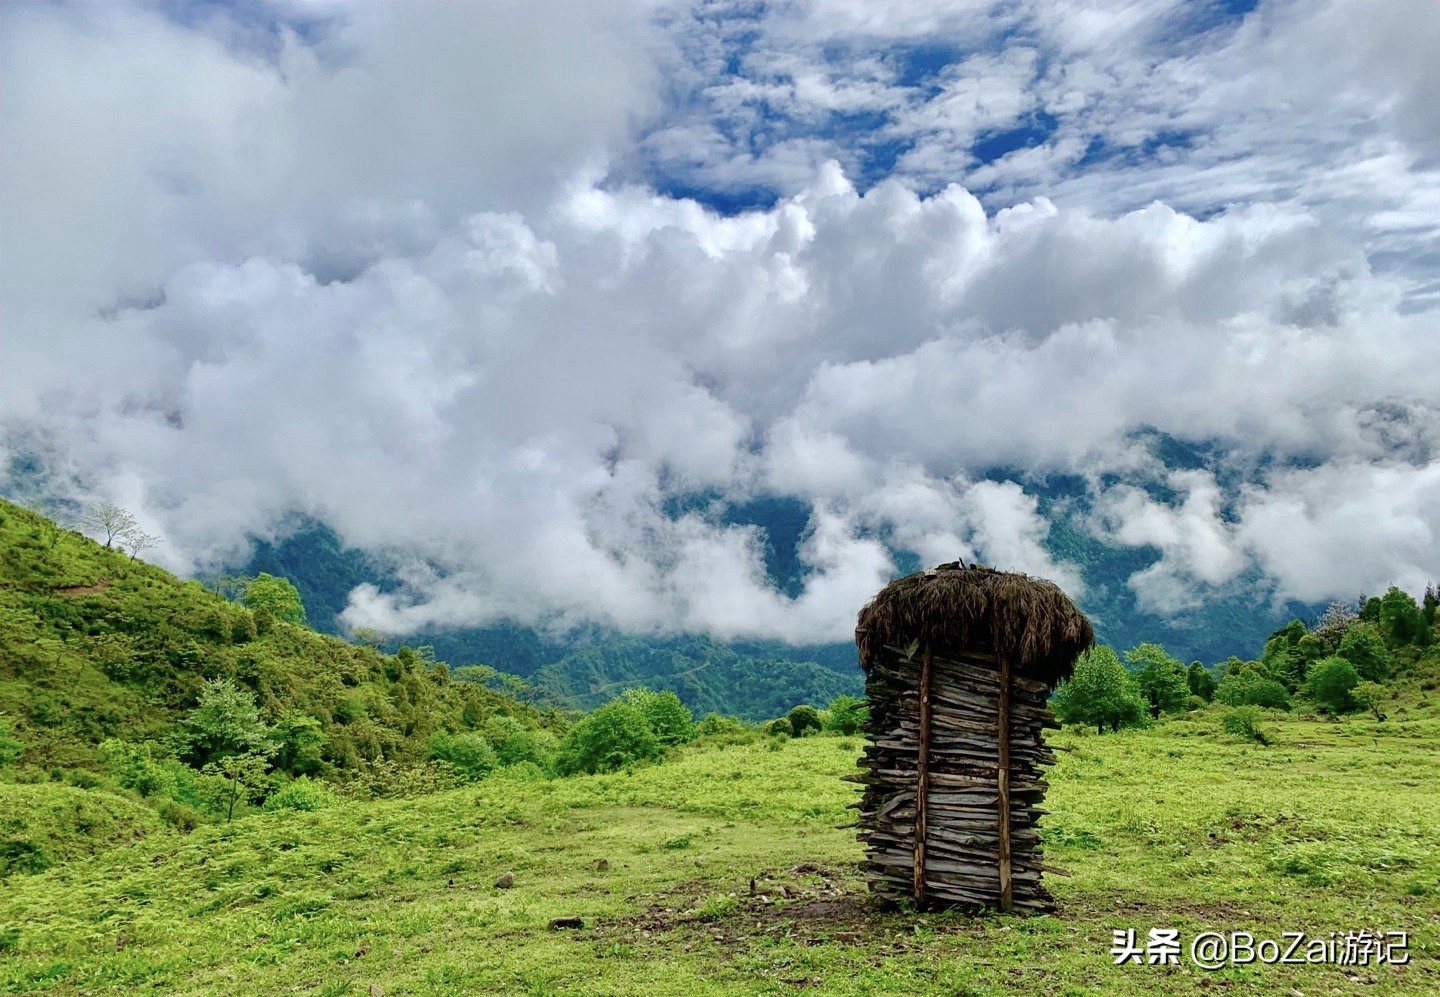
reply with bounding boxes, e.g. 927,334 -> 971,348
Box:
913,645 -> 932,908
997,654 -> 1013,912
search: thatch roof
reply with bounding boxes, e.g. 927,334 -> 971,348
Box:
855,561 -> 1093,687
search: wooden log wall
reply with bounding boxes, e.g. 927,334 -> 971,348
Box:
853,643 -> 1061,912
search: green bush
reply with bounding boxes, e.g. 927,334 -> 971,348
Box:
786,704 -> 822,737
622,688 -> 696,746
822,695 -> 867,735
482,715 -> 557,769
1221,706 -> 1271,745
426,731 -> 499,782
264,776 -> 333,812
763,717 -> 793,738
1306,656 -> 1360,714
1215,660 -> 1290,709
692,713 -> 757,746
554,700 -> 661,775
0,718 -> 24,768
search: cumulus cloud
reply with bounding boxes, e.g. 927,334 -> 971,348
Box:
2,0 -> 1437,644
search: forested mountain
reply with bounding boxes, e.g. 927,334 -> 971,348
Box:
231,448 -> 1323,719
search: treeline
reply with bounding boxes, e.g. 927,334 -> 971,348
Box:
1049,585 -> 1438,740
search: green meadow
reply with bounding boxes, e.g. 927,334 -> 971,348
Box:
4,715 -> 1437,996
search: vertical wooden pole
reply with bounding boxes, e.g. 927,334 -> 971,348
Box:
913,645 -> 932,909
997,654 -> 1013,912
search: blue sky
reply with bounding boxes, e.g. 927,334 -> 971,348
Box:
1,0 -> 1437,641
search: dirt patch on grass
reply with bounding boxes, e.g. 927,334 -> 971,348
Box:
52,579 -> 110,596
594,861 -> 998,961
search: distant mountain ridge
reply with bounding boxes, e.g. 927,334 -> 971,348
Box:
233,464 -> 1322,719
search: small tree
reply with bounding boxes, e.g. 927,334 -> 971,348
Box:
123,528 -> 161,562
185,678 -> 275,765
78,502 -> 138,549
1127,643 -> 1190,717
1379,587 -> 1431,647
1305,656 -> 1360,713
1351,681 -> 1388,722
823,694 -> 868,734
1215,660 -> 1289,709
427,731 -> 498,781
1186,661 -> 1217,702
243,573 -> 306,625
1338,622 -> 1390,682
786,704 -> 822,737
202,750 -> 273,822
1052,647 -> 1146,733
1311,601 -> 1357,650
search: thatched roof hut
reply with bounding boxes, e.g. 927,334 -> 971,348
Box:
851,561 -> 1093,912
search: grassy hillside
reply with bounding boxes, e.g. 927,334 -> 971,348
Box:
0,499 -> 555,831
2,717 -> 1437,995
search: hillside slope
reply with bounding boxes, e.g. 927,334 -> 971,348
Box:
0,498 -> 549,791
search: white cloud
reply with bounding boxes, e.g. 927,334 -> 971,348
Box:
2,0 -> 1438,643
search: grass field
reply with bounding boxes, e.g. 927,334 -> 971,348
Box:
3,708 -> 1437,995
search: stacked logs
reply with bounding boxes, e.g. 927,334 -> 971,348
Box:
851,641 -> 1061,912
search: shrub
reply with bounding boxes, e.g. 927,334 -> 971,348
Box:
692,713 -> 757,747
0,718 -> 25,768
554,700 -> 661,775
823,695 -> 867,735
622,688 -> 695,746
763,717 -> 793,738
1306,656 -> 1360,714
264,776 -> 333,812
156,799 -> 202,831
786,705 -> 822,737
1215,660 -> 1290,709
482,715 -> 557,768
1221,706 -> 1271,745
1338,623 -> 1390,682
427,731 -> 498,782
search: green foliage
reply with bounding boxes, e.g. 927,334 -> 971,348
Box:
263,776 -> 333,812
1126,643 -> 1189,717
0,498 -> 552,810
1379,586 -> 1432,647
1352,681 -> 1388,721
98,739 -> 177,798
1214,659 -> 1290,709
426,731 -> 499,782
689,713 -> 756,748
762,717 -> 792,738
200,750 -> 273,822
1306,656 -> 1360,714
1221,705 -> 1272,745
555,699 -> 662,775
0,717 -> 23,768
622,688 -> 695,746
184,678 -> 275,765
242,573 -> 306,625
822,694 -> 867,735
1051,646 -> 1146,733
1338,621 -> 1391,682
1186,660 -> 1216,702
480,714 -> 557,769
786,704 -> 822,737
